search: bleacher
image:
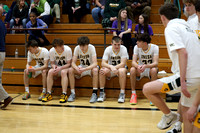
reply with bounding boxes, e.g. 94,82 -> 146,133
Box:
1,0 -> 180,98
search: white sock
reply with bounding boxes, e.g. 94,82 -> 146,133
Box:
120,90 -> 125,94
165,111 -> 172,117
175,121 -> 182,126
93,88 -> 98,90
42,88 -> 46,93
25,87 -> 29,93
71,89 -> 75,94
132,90 -> 136,94
62,92 -> 67,95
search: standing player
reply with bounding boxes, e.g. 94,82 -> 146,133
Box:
129,33 -> 159,105
142,4 -> 200,133
98,36 -> 129,103
42,38 -> 72,103
68,36 -> 99,103
23,40 -> 49,101
167,0 -> 198,132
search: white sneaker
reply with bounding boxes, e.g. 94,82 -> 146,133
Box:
97,92 -> 106,102
166,121 -> 182,133
157,112 -> 180,130
118,93 -> 125,103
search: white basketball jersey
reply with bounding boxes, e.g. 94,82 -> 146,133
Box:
74,44 -> 97,67
165,19 -> 200,78
134,44 -> 159,65
49,45 -> 72,66
102,45 -> 129,66
27,47 -> 49,66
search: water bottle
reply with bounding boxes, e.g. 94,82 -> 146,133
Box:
15,48 -> 18,58
28,66 -> 32,78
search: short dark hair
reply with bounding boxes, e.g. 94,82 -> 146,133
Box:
77,36 -> 90,46
159,3 -> 179,20
112,36 -> 122,43
136,33 -> 151,44
26,40 -> 38,48
195,0 -> 200,12
183,0 -> 197,4
52,38 -> 64,47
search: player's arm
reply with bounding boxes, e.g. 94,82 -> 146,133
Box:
145,55 -> 158,68
51,61 -> 56,69
132,54 -> 138,68
34,59 -> 49,71
84,56 -> 98,71
101,59 -> 112,69
177,48 -> 190,98
71,55 -> 79,70
59,59 -> 72,70
26,62 -> 32,69
115,58 -> 127,69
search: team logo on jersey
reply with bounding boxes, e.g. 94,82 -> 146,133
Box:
169,43 -> 175,47
195,30 -> 200,40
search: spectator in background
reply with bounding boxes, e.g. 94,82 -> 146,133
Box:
102,0 -> 126,28
112,8 -> 132,55
183,0 -> 197,25
62,0 -> 68,14
29,0 -> 53,26
0,6 -> 13,110
10,0 -> 28,32
125,0 -> 151,23
47,0 -> 60,23
132,14 -> 153,49
92,0 -> 106,24
0,3 -> 9,16
4,0 -> 17,23
26,12 -> 50,46
68,0 -> 87,23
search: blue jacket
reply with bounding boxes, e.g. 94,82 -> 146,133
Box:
0,19 -> 6,52
26,18 -> 48,39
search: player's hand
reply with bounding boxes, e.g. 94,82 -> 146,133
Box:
181,81 -> 191,98
54,67 -> 61,74
100,68 -> 108,76
79,67 -> 86,73
28,68 -> 35,72
140,65 -> 146,72
187,105 -> 197,123
137,65 -> 143,73
110,66 -> 118,75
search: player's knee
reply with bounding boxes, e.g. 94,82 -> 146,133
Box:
119,68 -> 126,75
42,70 -> 47,76
48,69 -> 54,76
143,82 -> 151,95
61,69 -> 67,77
150,68 -> 157,76
92,68 -> 98,75
130,67 -> 136,75
68,67 -> 74,74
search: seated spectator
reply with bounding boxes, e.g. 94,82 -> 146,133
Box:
9,0 -> 28,32
0,3 -> 9,16
4,0 -> 17,23
102,0 -> 126,28
132,14 -> 153,48
125,0 -> 151,23
92,0 -> 106,24
29,0 -> 53,26
112,8 -> 132,55
47,0 -> 60,23
26,12 -> 50,46
62,0 -> 68,14
67,0 -> 87,23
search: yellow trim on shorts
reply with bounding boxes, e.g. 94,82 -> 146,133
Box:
160,83 -> 171,93
194,112 -> 200,128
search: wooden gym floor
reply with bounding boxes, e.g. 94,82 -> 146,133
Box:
0,94 -> 178,133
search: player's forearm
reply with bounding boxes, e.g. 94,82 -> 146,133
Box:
34,64 -> 48,71
101,61 -> 112,69
132,61 -> 138,68
85,62 -> 97,71
178,49 -> 187,83
61,63 -> 71,70
146,62 -> 158,68
115,62 -> 126,69
72,62 -> 78,69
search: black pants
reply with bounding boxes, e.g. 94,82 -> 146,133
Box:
121,33 -> 132,56
28,34 -> 50,47
68,8 -> 85,23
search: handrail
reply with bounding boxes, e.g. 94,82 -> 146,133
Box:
7,28 -> 117,57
